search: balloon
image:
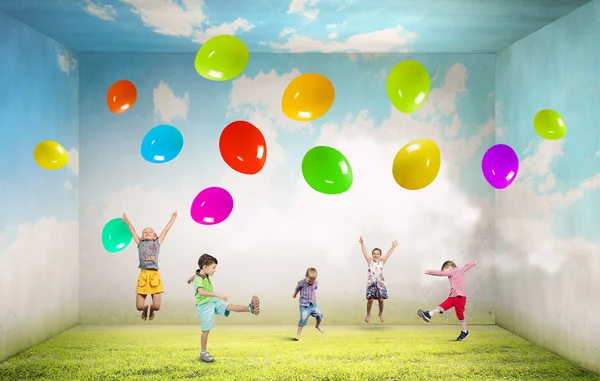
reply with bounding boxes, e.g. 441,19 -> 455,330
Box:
282,73 -> 335,121
190,187 -> 234,225
219,121 -> 267,175
301,146 -> 353,194
534,109 -> 566,140
102,218 -> 132,253
140,125 -> 184,164
386,60 -> 430,114
194,35 -> 249,81
33,140 -> 69,170
106,80 -> 137,114
392,139 -> 441,190
481,144 -> 519,189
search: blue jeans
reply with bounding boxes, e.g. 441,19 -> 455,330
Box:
298,303 -> 323,327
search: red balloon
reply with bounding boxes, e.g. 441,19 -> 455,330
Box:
219,121 -> 267,175
106,80 -> 137,114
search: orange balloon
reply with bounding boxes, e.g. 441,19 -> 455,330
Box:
106,80 -> 137,114
281,73 -> 335,121
219,121 -> 267,175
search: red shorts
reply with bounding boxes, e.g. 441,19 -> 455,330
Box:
438,296 -> 467,321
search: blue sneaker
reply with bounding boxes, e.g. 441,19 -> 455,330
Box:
457,330 -> 469,341
417,309 -> 431,322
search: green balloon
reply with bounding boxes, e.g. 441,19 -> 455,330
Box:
194,35 -> 249,81
102,218 -> 133,253
386,60 -> 431,114
533,109 -> 566,140
301,146 -> 353,194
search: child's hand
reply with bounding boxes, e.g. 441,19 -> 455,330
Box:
392,239 -> 398,247
218,294 -> 228,301
171,211 -> 178,219
292,294 -> 297,298
358,236 -> 363,243
187,276 -> 194,284
122,213 -> 128,221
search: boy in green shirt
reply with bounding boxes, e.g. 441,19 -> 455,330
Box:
187,253 -> 260,362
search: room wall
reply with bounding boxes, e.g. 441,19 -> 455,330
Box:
495,0 -> 600,373
0,12 -> 79,362
79,53 -> 496,325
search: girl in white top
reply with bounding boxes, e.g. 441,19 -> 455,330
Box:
359,236 -> 398,323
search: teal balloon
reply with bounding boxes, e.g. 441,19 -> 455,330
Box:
102,218 -> 133,253
301,146 -> 353,194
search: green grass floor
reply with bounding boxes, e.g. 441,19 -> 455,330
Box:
1,325 -> 599,381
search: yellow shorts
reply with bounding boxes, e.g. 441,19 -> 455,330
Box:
135,269 -> 164,295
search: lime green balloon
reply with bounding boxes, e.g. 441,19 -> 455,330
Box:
194,35 -> 249,81
301,146 -> 353,194
533,109 -> 566,140
102,218 -> 133,253
386,60 -> 431,114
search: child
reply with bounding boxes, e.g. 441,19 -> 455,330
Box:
122,211 -> 177,321
293,267 -> 324,340
417,260 -> 478,341
186,254 -> 260,362
359,236 -> 398,323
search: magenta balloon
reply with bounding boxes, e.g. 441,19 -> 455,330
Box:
190,187 -> 234,225
481,144 -> 519,189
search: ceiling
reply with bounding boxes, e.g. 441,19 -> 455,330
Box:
0,0 -> 592,53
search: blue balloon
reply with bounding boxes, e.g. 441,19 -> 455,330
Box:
140,125 -> 184,164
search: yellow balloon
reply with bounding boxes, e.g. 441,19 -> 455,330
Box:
33,140 -> 69,170
281,73 -> 335,121
392,139 -> 441,190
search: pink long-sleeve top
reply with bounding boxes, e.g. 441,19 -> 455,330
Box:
425,262 -> 477,297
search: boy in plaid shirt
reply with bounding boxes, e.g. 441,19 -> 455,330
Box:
293,267 -> 325,340
418,260 -> 477,341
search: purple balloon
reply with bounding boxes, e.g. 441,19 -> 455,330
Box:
190,186 -> 234,225
481,144 -> 519,189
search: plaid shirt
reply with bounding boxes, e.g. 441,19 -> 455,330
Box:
425,262 -> 477,297
295,278 -> 318,307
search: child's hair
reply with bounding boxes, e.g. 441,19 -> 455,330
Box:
197,254 -> 218,278
372,248 -> 382,255
305,267 -> 318,279
441,260 -> 457,271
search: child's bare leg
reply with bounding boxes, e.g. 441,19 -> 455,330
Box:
136,294 -> 148,320
460,321 -> 467,331
377,298 -> 385,322
201,330 -> 210,351
295,326 -> 303,340
315,319 -> 324,333
149,293 -> 161,320
365,298 -> 374,322
226,304 -> 249,312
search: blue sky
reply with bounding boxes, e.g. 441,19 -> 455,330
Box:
0,0 -> 592,53
0,12 -> 79,249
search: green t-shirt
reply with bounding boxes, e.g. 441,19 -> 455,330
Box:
194,274 -> 213,306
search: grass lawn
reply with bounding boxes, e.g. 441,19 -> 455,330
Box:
0,325 -> 598,381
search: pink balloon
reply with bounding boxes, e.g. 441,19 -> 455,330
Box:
190,187 -> 234,225
481,144 -> 519,189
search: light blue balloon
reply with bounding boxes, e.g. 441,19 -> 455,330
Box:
140,125 -> 184,164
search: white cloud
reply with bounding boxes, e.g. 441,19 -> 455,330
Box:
57,49 -> 77,76
68,148 -> 79,175
270,26 -> 417,53
0,218 -> 78,359
335,0 -> 356,10
64,181 -> 74,191
537,173 -> 556,192
288,0 -> 320,21
82,0 -> 117,21
119,0 -> 254,44
326,21 -> 347,39
520,139 -> 564,178
153,81 -> 189,123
